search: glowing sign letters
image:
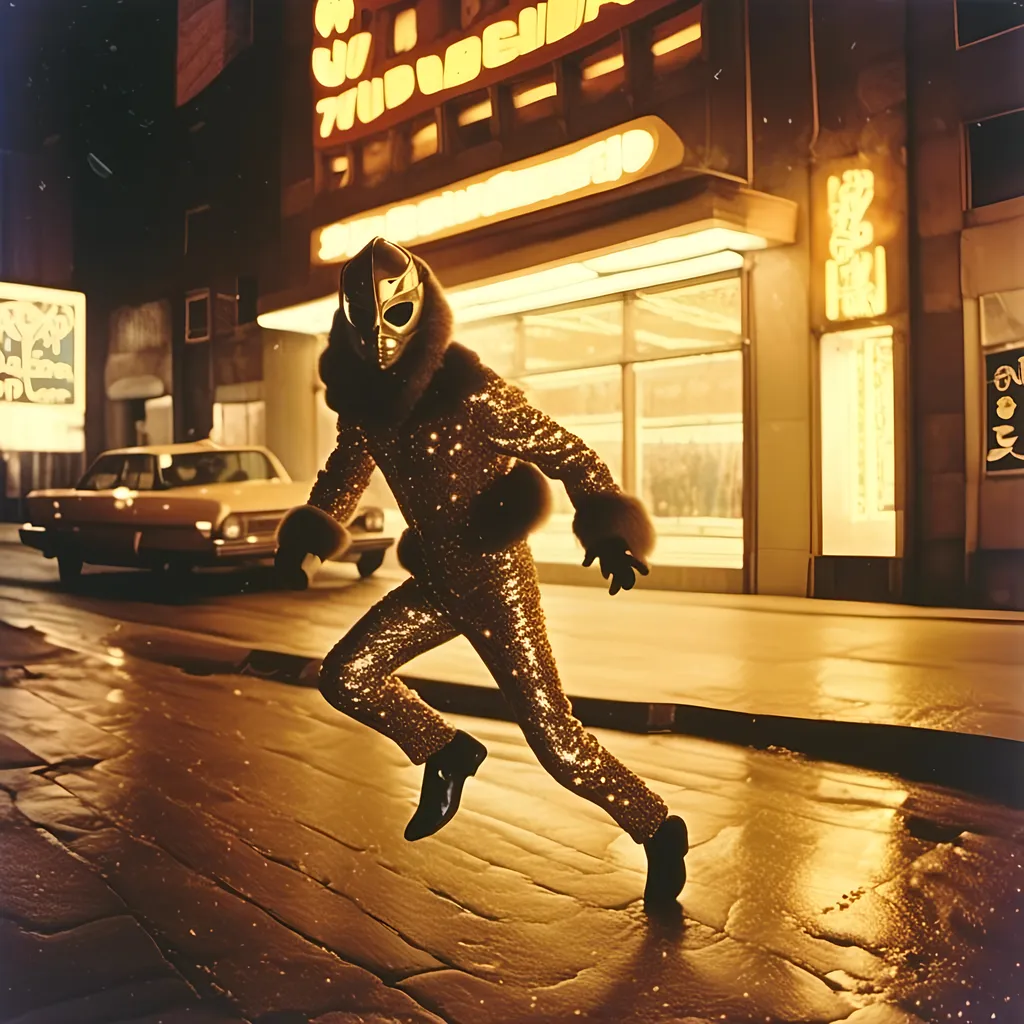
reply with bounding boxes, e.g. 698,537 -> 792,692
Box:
825,169 -> 888,322
986,347 -> 1024,470
312,0 -> 646,143
312,116 -> 682,264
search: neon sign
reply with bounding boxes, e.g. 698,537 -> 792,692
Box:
0,299 -> 77,405
311,0 -> 685,146
824,169 -> 887,322
312,116 -> 683,264
0,282 -> 86,453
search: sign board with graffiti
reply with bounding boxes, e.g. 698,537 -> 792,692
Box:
0,282 -> 86,453
985,344 -> 1024,476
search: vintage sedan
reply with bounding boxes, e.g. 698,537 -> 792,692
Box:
19,440 -> 393,585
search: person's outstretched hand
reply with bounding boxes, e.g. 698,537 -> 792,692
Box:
274,552 -> 321,591
582,536 -> 649,595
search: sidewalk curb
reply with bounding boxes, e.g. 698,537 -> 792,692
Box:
230,649 -> 1024,811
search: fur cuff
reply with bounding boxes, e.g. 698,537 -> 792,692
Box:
465,461 -> 551,553
572,491 -> 655,560
396,528 -> 426,577
277,504 -> 351,561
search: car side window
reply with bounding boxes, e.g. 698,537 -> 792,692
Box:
78,455 -> 126,490
237,451 -> 277,481
122,454 -> 157,490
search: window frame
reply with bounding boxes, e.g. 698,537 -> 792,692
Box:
954,0 -> 1024,49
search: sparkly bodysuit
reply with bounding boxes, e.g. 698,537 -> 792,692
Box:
293,260 -> 668,844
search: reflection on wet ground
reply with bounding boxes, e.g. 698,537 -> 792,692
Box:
0,625 -> 1021,1022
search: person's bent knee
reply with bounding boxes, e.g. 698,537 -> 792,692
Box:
318,648 -> 363,708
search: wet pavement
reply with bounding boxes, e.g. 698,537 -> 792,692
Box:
1,538 -> 1022,742
1,553 -> 1023,1021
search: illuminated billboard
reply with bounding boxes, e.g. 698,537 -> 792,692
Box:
0,282 -> 86,453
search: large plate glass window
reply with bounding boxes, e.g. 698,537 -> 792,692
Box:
459,273 -> 745,569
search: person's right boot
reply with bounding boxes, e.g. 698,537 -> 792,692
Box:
643,815 -> 689,908
404,730 -> 487,841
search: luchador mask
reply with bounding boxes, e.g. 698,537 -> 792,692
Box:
341,237 -> 425,370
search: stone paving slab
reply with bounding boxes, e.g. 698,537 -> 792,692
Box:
2,550 -> 1023,743
0,625 -> 1021,1024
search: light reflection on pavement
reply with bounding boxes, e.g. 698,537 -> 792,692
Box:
1,614 -> 1021,1023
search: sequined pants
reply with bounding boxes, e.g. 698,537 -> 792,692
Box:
319,542 -> 668,843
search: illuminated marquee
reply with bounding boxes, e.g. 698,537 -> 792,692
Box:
825,169 -> 888,322
0,282 -> 86,453
312,0 -> 690,146
312,116 -> 683,264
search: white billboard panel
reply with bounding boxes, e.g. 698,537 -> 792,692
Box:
0,282 -> 86,453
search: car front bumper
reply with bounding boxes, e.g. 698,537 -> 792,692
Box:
20,523 -> 393,566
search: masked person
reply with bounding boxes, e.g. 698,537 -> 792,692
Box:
276,238 -> 688,908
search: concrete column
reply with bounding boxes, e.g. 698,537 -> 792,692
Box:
906,0 -> 968,603
748,0 -> 815,595
262,330 -> 324,483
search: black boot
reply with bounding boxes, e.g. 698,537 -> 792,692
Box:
404,730 -> 487,841
643,815 -> 689,908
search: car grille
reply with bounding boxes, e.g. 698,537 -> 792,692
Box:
245,513 -> 285,536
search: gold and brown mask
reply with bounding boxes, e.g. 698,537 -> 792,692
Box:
341,237 -> 425,370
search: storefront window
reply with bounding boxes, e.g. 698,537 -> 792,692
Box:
981,288 -> 1024,348
522,301 -> 623,372
633,278 -> 742,358
211,400 -> 266,447
457,317 -> 518,377
458,274 -> 745,570
819,326 -> 896,556
520,365 -> 623,564
636,354 -> 744,568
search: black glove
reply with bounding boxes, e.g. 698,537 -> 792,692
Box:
582,537 -> 649,595
274,551 -> 321,591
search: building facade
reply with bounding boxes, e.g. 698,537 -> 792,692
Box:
0,0 -> 87,520
261,0 -> 1016,602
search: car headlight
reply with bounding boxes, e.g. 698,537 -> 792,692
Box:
360,509 -> 385,532
219,514 -> 243,540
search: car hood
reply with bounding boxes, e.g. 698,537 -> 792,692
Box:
25,479 -> 313,526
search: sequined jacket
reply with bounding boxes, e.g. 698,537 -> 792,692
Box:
276,263 -> 654,587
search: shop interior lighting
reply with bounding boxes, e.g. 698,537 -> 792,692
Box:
512,81 -> 558,108
457,99 -> 492,126
330,154 -> 350,176
652,22 -> 702,57
259,229 -> 759,336
449,250 -> 745,323
452,264 -> 595,307
582,228 -> 766,274
582,53 -> 624,80
393,8 -> 417,54
410,122 -> 438,161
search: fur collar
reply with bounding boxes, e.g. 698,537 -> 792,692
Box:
407,341 -> 489,424
319,258 -> 454,429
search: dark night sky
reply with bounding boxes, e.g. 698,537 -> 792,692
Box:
1,0 -> 181,287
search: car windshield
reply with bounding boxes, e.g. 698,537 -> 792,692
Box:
78,453 -> 157,490
158,450 -> 278,488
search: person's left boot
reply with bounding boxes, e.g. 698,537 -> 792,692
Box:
643,814 -> 689,908
404,730 -> 487,841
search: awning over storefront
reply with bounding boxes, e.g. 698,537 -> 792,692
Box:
105,300 -> 173,401
258,175 -> 799,336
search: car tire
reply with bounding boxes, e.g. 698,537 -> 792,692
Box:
357,550 -> 386,578
57,554 -> 83,585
